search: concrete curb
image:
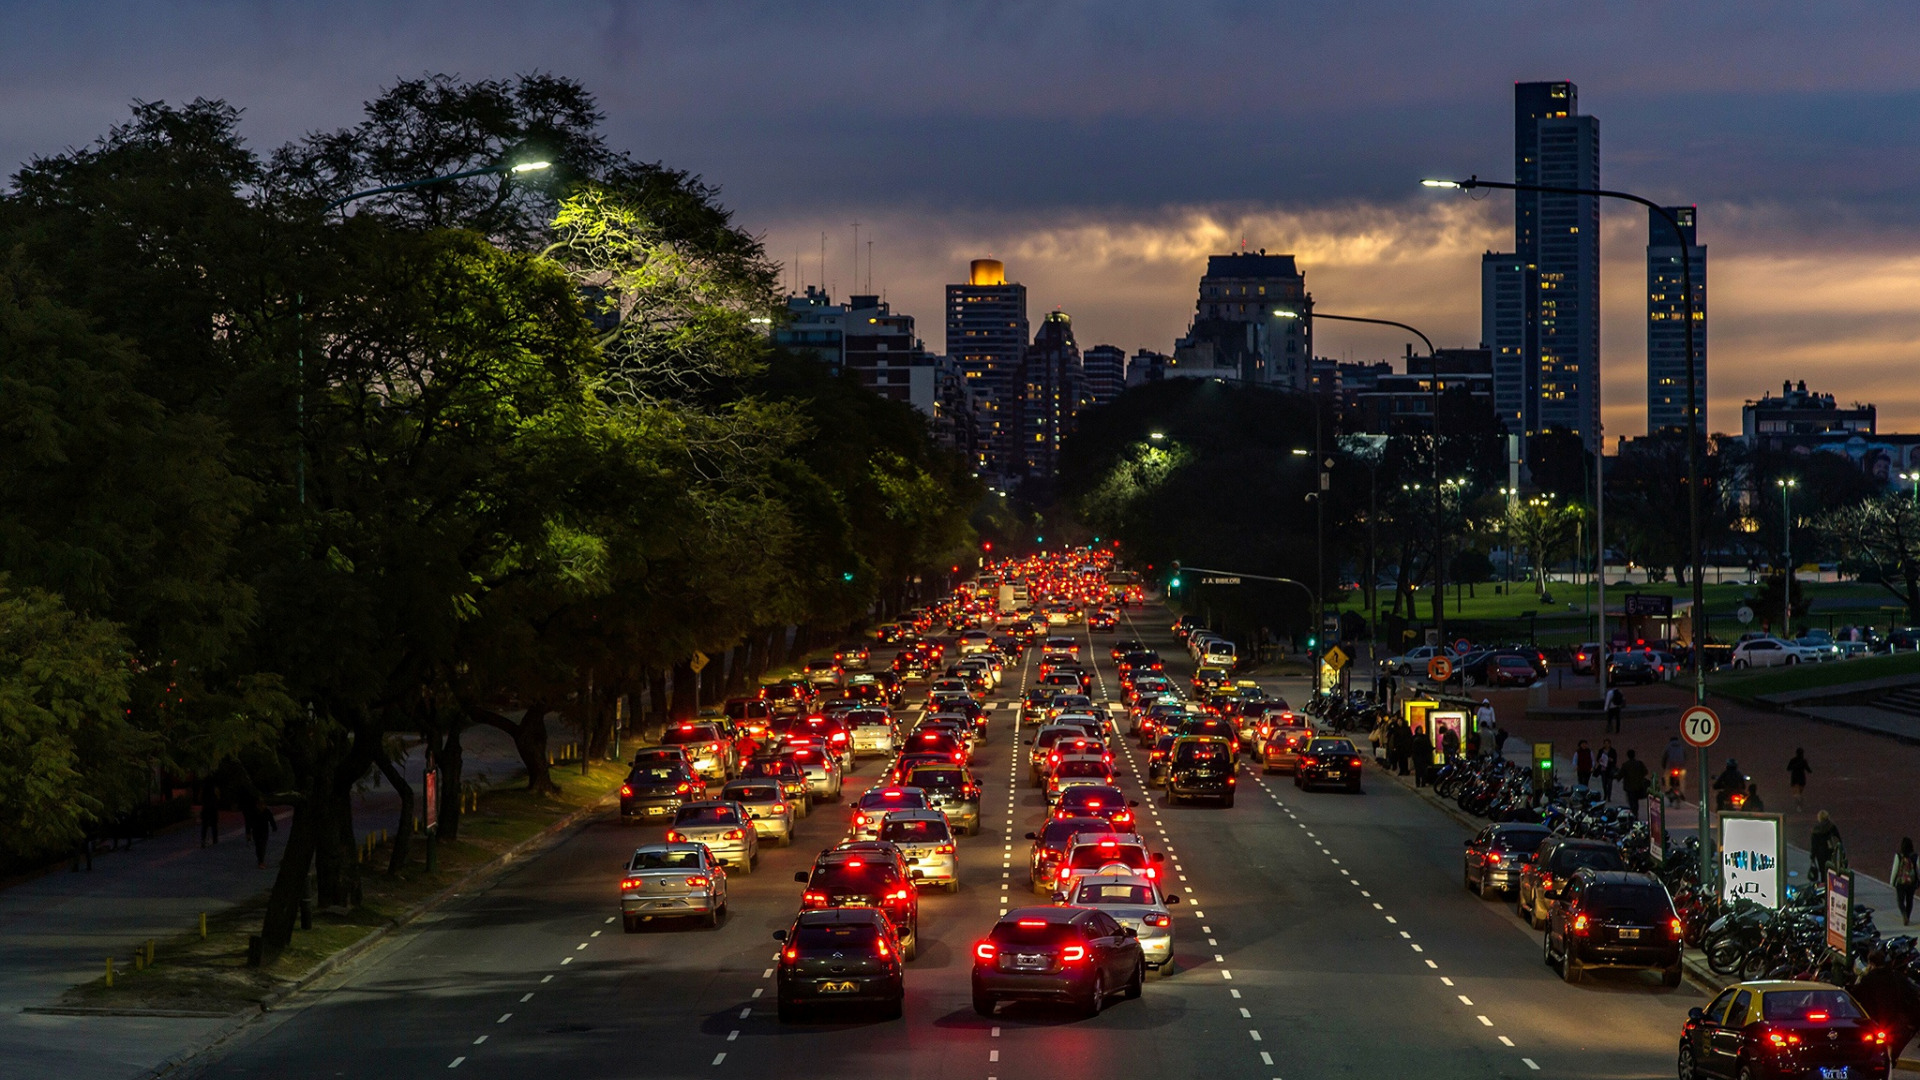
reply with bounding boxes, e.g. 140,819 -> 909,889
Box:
134,790 -> 617,1080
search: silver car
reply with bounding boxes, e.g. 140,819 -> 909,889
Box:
880,809 -> 958,892
620,842 -> 728,930
848,786 -> 929,842
786,745 -> 843,802
846,708 -> 898,758
1056,869 -> 1179,974
720,779 -> 795,847
667,801 -> 759,874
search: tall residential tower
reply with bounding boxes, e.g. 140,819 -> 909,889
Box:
945,259 -> 1028,477
1647,206 -> 1707,435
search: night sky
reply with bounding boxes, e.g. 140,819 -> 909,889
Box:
8,1 -> 1918,437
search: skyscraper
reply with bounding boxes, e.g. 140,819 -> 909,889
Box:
946,259 -> 1028,477
1082,345 -> 1125,407
1647,205 -> 1707,435
1480,252 -> 1526,436
1512,80 -> 1600,450
1020,311 -> 1084,479
1175,252 -> 1312,389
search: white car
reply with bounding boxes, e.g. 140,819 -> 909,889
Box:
1729,637 -> 1820,669
958,630 -> 994,655
1055,868 -> 1179,975
1388,645 -> 1447,675
1793,636 -> 1842,662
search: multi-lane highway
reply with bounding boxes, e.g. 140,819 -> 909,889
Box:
197,604 -> 1706,1079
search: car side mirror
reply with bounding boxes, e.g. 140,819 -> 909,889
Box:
772,930 -> 788,942
1164,894 -> 1181,904
1129,800 -> 1140,808
1687,1007 -> 1704,1022
1051,890 -> 1067,903
1152,852 -> 1166,863
1122,926 -> 1139,938
794,871 -> 809,883
1024,832 -> 1038,840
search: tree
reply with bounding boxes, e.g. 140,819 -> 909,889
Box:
1506,499 -> 1582,594
1819,495 -> 1920,623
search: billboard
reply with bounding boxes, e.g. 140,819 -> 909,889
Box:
1719,813 -> 1784,908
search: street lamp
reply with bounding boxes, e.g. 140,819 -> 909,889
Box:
1148,431 -> 1166,441
1777,478 -> 1798,637
1901,471 -> 1920,508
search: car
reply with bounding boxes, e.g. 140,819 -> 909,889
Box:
1173,714 -> 1240,755
773,908 -> 904,1022
738,754 -> 812,817
1052,785 -> 1139,830
719,779 -> 795,847
1165,736 -> 1236,806
796,849 -> 920,960
1793,635 -> 1843,662
1259,725 -> 1316,774
1729,636 -> 1820,669
845,707 -> 899,758
1570,642 -> 1602,676
1046,756 -> 1116,806
1294,737 -> 1364,792
1678,980 -> 1892,1080
834,643 -> 872,671
971,906 -> 1146,1017
958,629 -> 995,655
619,842 -> 728,931
1462,822 -> 1552,899
1542,869 -> 1683,985
660,721 -> 737,783
722,697 -> 776,742
1024,816 -> 1119,894
1387,644 -> 1447,675
1054,869 -> 1179,976
665,800 -> 759,873
848,786 -> 930,842
619,762 -> 703,822
762,679 -> 814,714
803,659 -> 845,688
1028,724 -> 1092,785
907,764 -> 981,836
786,745 -> 844,802
880,809 -> 960,892
907,726 -> 970,766
1109,639 -> 1145,662
1606,651 -> 1664,686
1516,836 -> 1626,929
1056,833 -> 1162,891
1485,653 -> 1544,687
1146,732 -> 1180,786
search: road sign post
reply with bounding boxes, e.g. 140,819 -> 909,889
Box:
1826,868 -> 1854,961
1531,741 -> 1554,792
1681,705 -> 1720,747
1682,704 -> 1721,894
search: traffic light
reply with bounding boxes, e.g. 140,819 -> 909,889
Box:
1168,574 -> 1183,591
842,572 -> 855,582
982,541 -> 993,552
1306,636 -> 1318,650
1093,536 -> 1101,543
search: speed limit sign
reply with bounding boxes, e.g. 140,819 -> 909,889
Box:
1681,705 -> 1720,748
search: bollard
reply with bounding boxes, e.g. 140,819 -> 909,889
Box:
200,912 -> 208,940
133,951 -> 144,973
145,939 -> 155,966
104,957 -> 114,988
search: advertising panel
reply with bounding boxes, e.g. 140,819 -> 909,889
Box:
1718,813 -> 1784,908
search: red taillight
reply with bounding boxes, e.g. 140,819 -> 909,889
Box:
1060,945 -> 1087,963
620,784 -> 633,797
1807,1011 -> 1829,1023
783,946 -> 799,963
1571,912 -> 1589,934
1114,813 -> 1133,827
975,941 -> 998,962
665,830 -> 684,842
1144,867 -> 1158,880
1765,1028 -> 1802,1048
1016,918 -> 1048,927
802,891 -> 828,907
854,813 -> 868,826
936,843 -> 955,854
620,877 -> 641,891
1669,917 -> 1684,937
1484,851 -> 1501,865
685,876 -> 709,888
675,782 -> 692,794
1144,914 -> 1170,927
1867,1029 -> 1890,1046
1300,756 -> 1319,767
1350,757 -> 1364,767
875,939 -> 890,958
721,829 -> 743,840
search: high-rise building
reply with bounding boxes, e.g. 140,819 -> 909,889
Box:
1082,345 -> 1125,407
946,259 -> 1028,477
1125,349 -> 1169,387
1177,252 -> 1313,389
1513,80 -> 1600,450
1480,252 -> 1526,436
1020,311 -> 1085,479
1647,205 -> 1707,435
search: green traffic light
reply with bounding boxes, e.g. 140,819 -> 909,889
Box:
842,572 -> 854,582
1169,576 -> 1182,590
1306,637 -> 1317,650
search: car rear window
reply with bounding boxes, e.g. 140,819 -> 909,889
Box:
724,784 -> 779,802
858,790 -> 927,810
1174,742 -> 1228,765
1492,830 -> 1550,853
1760,989 -> 1863,1021
1584,884 -> 1673,921
631,850 -> 702,870
1041,820 -> 1113,847
1056,760 -> 1111,778
1308,740 -> 1357,755
881,818 -> 951,843
1552,845 -> 1625,873
814,863 -> 899,890
849,711 -> 892,727
911,769 -> 964,788
795,923 -> 881,949
663,725 -> 721,744
1069,844 -> 1147,870
674,805 -> 741,825
1074,882 -> 1153,905
990,920 -> 1078,947
630,766 -> 682,782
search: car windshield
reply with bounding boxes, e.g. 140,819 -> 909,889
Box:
1074,882 -> 1154,905
1174,742 -> 1228,765
1759,989 -> 1864,1021
794,923 -> 881,949
1308,740 -> 1356,754
724,784 -> 779,802
674,806 -> 740,826
881,818 -> 951,843
631,850 -> 702,870
1070,844 -> 1146,869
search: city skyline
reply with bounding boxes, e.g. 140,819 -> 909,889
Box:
8,3 -> 1919,437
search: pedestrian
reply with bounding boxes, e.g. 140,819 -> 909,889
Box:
1809,811 -> 1844,880
1475,697 -> 1495,744
1370,717 -> 1389,764
198,778 -> 220,848
1595,739 -> 1618,803
1393,721 -> 1413,776
1574,739 -> 1593,788
1744,783 -> 1764,812
1492,723 -> 1510,760
1893,837 -> 1918,926
1441,726 -> 1460,761
1662,736 -> 1688,804
1852,945 -> 1920,1062
1464,730 -> 1482,758
1412,726 -> 1433,787
1603,685 -> 1624,733
243,799 -> 277,870
1620,749 -> 1651,820
1786,748 -> 1812,811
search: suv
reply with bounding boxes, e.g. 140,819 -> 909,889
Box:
620,761 -> 702,823
1165,736 -> 1236,806
1544,869 -> 1683,986
1517,837 -> 1626,928
907,764 -> 981,836
773,909 -> 904,1022
971,906 -> 1145,1018
848,786 -> 929,843
1055,832 -> 1162,891
660,721 -> 736,783
795,850 -> 920,960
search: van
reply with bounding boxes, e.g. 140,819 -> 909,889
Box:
1202,639 -> 1236,665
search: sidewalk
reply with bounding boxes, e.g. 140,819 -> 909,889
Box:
0,723 -> 536,1080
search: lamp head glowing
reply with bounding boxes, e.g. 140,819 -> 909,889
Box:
1148,432 -> 1166,441
1421,179 -> 1462,189
510,160 -> 553,174
1272,309 -> 1301,319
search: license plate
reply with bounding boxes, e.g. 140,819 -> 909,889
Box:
819,981 -> 857,993
1617,928 -> 1640,939
1819,1069 -> 1849,1080
1014,953 -> 1046,969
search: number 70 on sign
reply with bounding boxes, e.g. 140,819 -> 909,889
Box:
1681,705 -> 1720,748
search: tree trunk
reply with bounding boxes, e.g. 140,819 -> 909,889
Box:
646,670 -> 669,742
670,661 -> 698,720
312,785 -> 350,908
374,754 -> 414,875
260,793 -> 317,957
438,721 -> 466,841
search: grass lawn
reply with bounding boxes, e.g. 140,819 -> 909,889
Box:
1706,650 -> 1920,704
1335,580 -> 1903,625
63,758 -> 628,1013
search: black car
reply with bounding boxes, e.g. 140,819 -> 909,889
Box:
619,763 -> 701,822
1463,823 -> 1552,899
907,764 -> 982,836
1605,652 -> 1664,685
1543,869 -> 1683,986
1457,647 -> 1549,688
971,906 -> 1145,1017
1146,733 -> 1180,785
1052,785 -> 1139,831
773,908 -> 904,1021
796,850 -> 920,960
1165,736 -> 1236,807
1518,836 -> 1627,928
1294,738 -> 1364,793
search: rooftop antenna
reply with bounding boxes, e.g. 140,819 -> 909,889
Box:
819,232 -> 827,298
851,222 -> 861,296
866,239 -> 873,294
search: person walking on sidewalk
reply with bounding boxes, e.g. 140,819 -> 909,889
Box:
1786,748 -> 1812,812
1620,749 -> 1651,820
1476,698 -> 1495,744
1393,721 -> 1413,776
1853,945 -> 1920,1063
1893,837 -> 1918,926
1412,726 -> 1433,787
1574,740 -> 1593,788
1809,811 -> 1845,881
1662,736 -> 1689,804
1595,740 -> 1618,803
243,798 -> 277,870
1492,723 -> 1510,760
198,778 -> 221,848
1604,685 -> 1625,733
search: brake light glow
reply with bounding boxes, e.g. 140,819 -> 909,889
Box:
975,941 -> 998,962
1017,919 -> 1048,927
1144,914 -> 1170,927
1060,945 -> 1087,963
679,724 -> 695,732
620,877 -> 641,890
1484,852 -> 1501,865
1807,1011 -> 1829,1022
1571,913 -> 1589,934
802,891 -> 827,907
1765,1029 -> 1801,1048
1669,917 -> 1684,937
875,939 -> 890,958
620,784 -> 633,797
665,830 -> 684,842
685,876 -> 709,888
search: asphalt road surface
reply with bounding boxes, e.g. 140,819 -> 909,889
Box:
197,604 -> 1704,1079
